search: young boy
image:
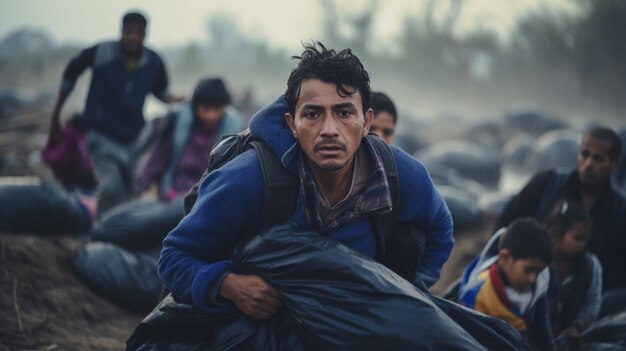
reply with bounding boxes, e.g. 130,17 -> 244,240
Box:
458,218 -> 554,350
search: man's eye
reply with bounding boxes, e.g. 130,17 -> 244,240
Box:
338,110 -> 351,118
304,112 -> 319,119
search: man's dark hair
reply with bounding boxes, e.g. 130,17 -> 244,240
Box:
370,91 -> 397,123
191,78 -> 231,109
499,218 -> 553,262
284,42 -> 371,116
587,127 -> 621,160
122,11 -> 147,28
545,201 -> 591,240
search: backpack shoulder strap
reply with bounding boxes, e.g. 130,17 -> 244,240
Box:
251,140 -> 299,228
366,134 -> 399,259
183,130 -> 253,215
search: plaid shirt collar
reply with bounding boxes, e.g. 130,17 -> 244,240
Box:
297,137 -> 392,233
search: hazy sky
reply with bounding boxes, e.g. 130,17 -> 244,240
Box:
0,0 -> 575,51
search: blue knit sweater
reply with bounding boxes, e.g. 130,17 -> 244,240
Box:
158,96 -> 454,313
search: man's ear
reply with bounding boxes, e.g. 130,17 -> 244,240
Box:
285,113 -> 297,139
363,108 -> 373,137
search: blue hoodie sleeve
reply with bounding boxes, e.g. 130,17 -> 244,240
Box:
158,149 -> 264,312
392,146 -> 454,287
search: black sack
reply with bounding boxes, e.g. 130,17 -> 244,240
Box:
73,242 -> 163,312
580,311 -> 626,350
236,222 -> 529,350
128,295 -> 302,351
91,197 -> 184,249
0,181 -> 90,235
128,222 -> 529,351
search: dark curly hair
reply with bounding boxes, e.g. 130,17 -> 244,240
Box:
284,42 -> 371,116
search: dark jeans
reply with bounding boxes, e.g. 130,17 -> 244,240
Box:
87,131 -> 139,216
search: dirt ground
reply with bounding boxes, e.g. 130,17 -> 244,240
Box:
0,110 -> 494,350
0,233 -> 145,351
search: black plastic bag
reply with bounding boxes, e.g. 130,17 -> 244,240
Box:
92,197 -> 184,249
129,296 -> 302,351
580,312 -> 626,350
128,222 -> 529,350
0,181 -> 90,235
73,242 -> 162,312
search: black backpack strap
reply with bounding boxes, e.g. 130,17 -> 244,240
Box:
251,140 -> 299,228
366,134 -> 399,260
183,130 -> 253,215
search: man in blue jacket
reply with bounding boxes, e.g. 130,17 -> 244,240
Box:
158,42 -> 453,320
48,11 -> 182,215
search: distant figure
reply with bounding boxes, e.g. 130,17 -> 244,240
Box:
48,11 -> 182,216
458,218 -> 553,350
73,78 -> 244,312
369,91 -> 397,145
495,127 -> 626,296
545,201 -> 602,347
137,78 -> 244,201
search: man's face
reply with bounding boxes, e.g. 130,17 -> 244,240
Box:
120,23 -> 145,56
370,111 -> 395,144
285,79 -> 372,175
195,104 -> 225,132
577,135 -> 618,186
498,249 -> 548,292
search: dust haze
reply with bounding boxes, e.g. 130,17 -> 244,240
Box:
0,1 -> 624,127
